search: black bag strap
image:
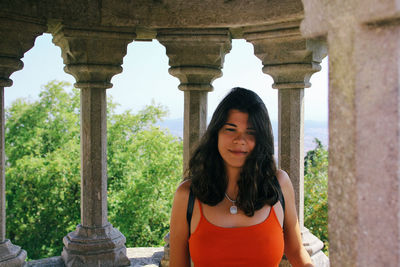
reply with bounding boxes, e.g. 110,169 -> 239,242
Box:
274,175 -> 285,213
276,177 -> 285,229
186,187 -> 195,237
278,185 -> 285,213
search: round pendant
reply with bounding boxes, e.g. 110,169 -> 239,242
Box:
230,205 -> 238,215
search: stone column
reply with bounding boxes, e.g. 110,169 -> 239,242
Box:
302,0 -> 400,265
245,22 -> 329,266
157,29 -> 231,267
52,25 -> 135,267
0,15 -> 45,266
157,29 -> 232,171
278,88 -> 305,227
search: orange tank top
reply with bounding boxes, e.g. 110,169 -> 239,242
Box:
188,201 -> 284,267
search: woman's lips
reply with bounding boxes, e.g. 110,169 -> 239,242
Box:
229,149 -> 248,156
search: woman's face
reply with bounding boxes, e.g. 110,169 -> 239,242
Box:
218,109 -> 256,170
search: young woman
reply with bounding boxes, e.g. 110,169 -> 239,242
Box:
169,87 -> 313,267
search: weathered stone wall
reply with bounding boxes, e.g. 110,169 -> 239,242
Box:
302,0 -> 400,265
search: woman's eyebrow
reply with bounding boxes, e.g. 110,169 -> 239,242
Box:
224,123 -> 255,130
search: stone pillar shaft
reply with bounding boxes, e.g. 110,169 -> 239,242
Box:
324,26 -> 358,266
0,85 -> 27,266
301,1 -> 400,265
329,22 -> 400,266
183,91 -> 208,169
80,87 -> 107,227
278,88 -> 305,227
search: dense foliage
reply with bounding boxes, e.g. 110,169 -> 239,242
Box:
6,81 -> 183,259
107,103 -> 183,247
304,139 -> 329,254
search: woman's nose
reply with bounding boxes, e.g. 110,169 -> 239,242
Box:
233,133 -> 246,144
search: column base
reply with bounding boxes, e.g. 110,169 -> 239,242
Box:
279,252 -> 329,267
310,250 -> 330,267
0,239 -> 27,267
160,233 -> 170,267
302,227 -> 329,267
279,228 -> 329,266
61,223 -> 130,267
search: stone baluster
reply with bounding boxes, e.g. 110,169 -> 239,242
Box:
157,28 -> 231,267
245,22 -> 329,266
157,29 -> 232,171
52,25 -> 135,267
0,15 -> 45,266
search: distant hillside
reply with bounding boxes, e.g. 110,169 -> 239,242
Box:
303,120 -> 328,151
157,118 -> 183,138
157,118 -> 328,152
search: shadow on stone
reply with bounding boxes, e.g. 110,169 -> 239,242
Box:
130,251 -> 164,267
25,248 -> 165,267
27,256 -> 65,267
128,247 -> 164,267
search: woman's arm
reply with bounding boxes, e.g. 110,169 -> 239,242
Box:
277,170 -> 314,267
169,180 -> 191,267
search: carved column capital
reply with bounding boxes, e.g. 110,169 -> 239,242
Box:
52,25 -> 136,89
157,28 -> 231,92
244,22 -> 327,90
0,16 -> 46,87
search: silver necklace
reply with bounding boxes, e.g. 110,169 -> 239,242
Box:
224,193 -> 238,215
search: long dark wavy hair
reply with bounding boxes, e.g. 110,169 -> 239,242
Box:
186,87 -> 280,216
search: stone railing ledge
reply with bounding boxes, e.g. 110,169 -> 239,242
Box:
26,247 -> 164,267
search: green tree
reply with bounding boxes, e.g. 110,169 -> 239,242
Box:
6,81 -> 81,258
6,81 -> 182,259
304,138 -> 329,255
107,104 -> 183,247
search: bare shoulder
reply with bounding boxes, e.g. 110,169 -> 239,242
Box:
169,180 -> 192,266
170,179 -> 192,227
276,169 -> 292,189
174,179 -> 192,204
176,179 -> 191,194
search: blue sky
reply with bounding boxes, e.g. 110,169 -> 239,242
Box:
8,33 -> 328,122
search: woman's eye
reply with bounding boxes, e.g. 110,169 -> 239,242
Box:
225,128 -> 235,132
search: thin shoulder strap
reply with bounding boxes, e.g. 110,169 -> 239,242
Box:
186,187 -> 195,237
